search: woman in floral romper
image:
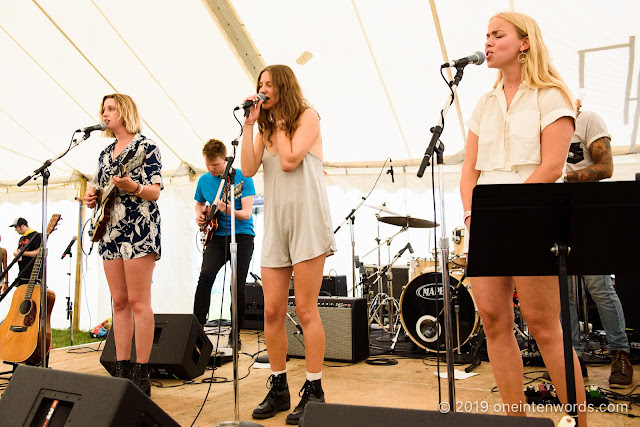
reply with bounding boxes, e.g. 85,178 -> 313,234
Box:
84,94 -> 162,396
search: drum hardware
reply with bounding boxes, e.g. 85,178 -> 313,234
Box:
367,243 -> 412,335
451,226 -> 467,268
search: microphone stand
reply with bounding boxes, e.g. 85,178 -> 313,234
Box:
416,66 -> 465,411
334,197 -> 366,297
16,130 -> 93,368
62,242 -> 75,346
216,108 -> 262,427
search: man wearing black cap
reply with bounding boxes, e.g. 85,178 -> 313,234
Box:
9,218 -> 41,285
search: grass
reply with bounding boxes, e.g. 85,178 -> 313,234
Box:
51,328 -> 105,349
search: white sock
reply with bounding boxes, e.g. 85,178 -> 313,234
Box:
271,369 -> 287,377
306,371 -> 322,381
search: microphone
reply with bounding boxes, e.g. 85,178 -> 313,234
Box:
76,122 -> 107,134
387,159 -> 395,183
234,93 -> 268,111
61,236 -> 77,259
397,242 -> 413,258
441,51 -> 485,68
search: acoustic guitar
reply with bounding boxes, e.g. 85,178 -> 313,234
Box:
0,214 -> 60,364
200,181 -> 244,247
88,149 -> 146,243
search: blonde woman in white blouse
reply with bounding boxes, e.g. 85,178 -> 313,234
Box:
460,12 -> 587,425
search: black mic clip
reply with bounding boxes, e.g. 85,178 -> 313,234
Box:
386,159 -> 395,183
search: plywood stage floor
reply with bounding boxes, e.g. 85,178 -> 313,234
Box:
1,328 -> 638,426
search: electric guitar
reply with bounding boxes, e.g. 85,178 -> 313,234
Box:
88,149 -> 146,243
200,181 -> 244,247
0,214 -> 60,364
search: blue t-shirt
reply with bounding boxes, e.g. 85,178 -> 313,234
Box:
194,168 -> 255,236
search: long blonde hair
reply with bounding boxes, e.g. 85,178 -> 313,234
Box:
492,11 -> 574,107
99,94 -> 142,138
256,65 -> 310,145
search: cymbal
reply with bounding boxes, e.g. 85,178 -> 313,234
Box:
364,203 -> 401,216
377,215 -> 438,228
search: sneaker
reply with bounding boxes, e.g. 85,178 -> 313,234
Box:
285,379 -> 325,425
129,363 -> 151,397
252,373 -> 291,419
542,357 -> 588,381
609,350 -> 633,388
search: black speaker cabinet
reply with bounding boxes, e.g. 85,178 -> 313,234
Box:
0,365 -> 179,427
286,296 -> 369,363
364,264 -> 409,300
320,275 -> 347,296
615,274 -> 640,330
300,402 -> 554,427
244,281 -> 265,330
100,313 -> 213,380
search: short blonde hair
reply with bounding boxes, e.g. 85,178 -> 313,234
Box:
99,94 -> 142,138
492,11 -> 574,108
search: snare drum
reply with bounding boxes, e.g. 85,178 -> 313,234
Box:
399,272 -> 479,352
451,226 -> 467,268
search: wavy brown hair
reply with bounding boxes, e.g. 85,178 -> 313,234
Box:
99,93 -> 142,138
256,65 -> 310,145
491,12 -> 574,107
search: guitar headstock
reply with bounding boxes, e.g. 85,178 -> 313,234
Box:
47,214 -> 61,234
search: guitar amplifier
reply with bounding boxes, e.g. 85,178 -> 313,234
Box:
286,296 -> 369,363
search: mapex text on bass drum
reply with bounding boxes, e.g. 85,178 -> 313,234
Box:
399,272 -> 479,352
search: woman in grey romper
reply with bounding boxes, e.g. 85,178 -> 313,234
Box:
241,65 -> 336,425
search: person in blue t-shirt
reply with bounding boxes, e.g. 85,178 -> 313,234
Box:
193,139 -> 255,343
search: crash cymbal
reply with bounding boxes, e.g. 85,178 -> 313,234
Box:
377,215 -> 438,228
364,203 -> 401,216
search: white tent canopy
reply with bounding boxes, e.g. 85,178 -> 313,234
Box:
1,0 -> 638,330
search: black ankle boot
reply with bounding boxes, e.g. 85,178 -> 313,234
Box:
129,363 -> 151,397
252,373 -> 291,419
112,360 -> 131,378
285,379 -> 324,425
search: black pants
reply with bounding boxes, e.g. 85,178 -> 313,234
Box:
193,234 -> 254,327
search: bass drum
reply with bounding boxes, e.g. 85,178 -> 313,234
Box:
399,272 -> 479,352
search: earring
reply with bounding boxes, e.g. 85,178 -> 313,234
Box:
518,51 -> 528,64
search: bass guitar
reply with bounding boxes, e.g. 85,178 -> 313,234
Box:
0,214 -> 60,364
200,181 -> 244,247
88,149 -> 146,242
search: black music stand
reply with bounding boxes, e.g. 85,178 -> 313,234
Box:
466,181 -> 640,426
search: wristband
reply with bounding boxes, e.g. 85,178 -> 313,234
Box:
463,210 -> 472,223
134,183 -> 143,195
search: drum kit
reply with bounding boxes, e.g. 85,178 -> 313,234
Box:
359,203 -> 480,354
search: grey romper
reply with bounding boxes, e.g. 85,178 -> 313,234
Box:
261,148 -> 337,267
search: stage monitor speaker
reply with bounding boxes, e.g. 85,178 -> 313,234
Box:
0,365 -> 179,427
286,296 -> 369,363
244,281 -> 265,330
320,275 -> 347,296
300,402 -> 553,427
100,313 -> 213,380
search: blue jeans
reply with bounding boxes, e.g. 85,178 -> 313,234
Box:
568,275 -> 630,355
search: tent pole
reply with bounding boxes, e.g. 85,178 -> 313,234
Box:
73,178 -> 87,333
